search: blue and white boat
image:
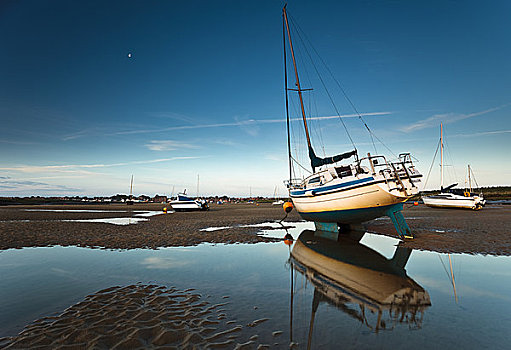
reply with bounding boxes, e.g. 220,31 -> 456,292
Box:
282,6 -> 421,237
169,192 -> 209,211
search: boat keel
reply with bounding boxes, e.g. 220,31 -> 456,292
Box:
385,203 -> 413,239
310,203 -> 413,240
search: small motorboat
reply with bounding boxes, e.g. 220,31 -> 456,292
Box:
169,192 -> 209,211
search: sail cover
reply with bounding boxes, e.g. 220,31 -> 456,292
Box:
309,147 -> 357,170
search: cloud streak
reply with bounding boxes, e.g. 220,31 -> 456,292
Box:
0,157 -> 200,173
400,104 -> 509,133
453,130 -> 511,138
0,179 -> 81,192
62,111 -> 391,140
145,140 -> 199,151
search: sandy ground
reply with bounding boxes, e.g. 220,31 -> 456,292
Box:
0,202 -> 510,255
0,203 -> 301,250
367,203 -> 511,255
0,284 -> 272,349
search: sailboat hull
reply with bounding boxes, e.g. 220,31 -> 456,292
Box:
291,181 -> 410,224
422,194 -> 485,210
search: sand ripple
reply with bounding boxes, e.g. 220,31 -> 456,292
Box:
1,284 -> 263,349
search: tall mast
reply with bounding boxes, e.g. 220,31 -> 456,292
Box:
196,174 -> 200,198
283,6 -> 313,151
440,123 -> 444,190
283,7 -> 292,184
468,164 -> 472,192
129,175 -> 133,197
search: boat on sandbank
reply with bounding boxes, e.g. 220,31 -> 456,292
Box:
281,6 -> 422,238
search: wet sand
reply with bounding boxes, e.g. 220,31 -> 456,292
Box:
0,202 -> 510,255
0,203 -> 301,250
367,203 -> 511,256
0,284 -> 268,349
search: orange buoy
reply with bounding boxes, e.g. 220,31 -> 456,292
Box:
283,201 -> 293,213
284,233 -> 293,246
413,201 -> 419,206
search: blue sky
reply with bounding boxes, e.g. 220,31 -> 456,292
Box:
1,0 -> 510,197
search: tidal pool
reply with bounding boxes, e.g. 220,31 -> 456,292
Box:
0,224 -> 510,348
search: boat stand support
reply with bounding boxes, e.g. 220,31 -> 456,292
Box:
313,222 -> 365,241
313,222 -> 339,240
385,203 -> 413,239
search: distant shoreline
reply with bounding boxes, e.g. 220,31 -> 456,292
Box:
1,185 -> 511,206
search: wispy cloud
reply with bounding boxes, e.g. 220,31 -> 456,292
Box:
113,112 -> 391,136
0,139 -> 38,145
214,139 -> 238,147
0,179 -> 81,192
264,154 -> 284,161
145,140 -> 200,151
454,130 -> 511,138
0,157 -> 200,173
400,104 -> 509,133
62,111 -> 391,140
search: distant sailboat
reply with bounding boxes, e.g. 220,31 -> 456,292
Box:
422,124 -> 485,210
272,186 -> 284,205
281,6 -> 422,238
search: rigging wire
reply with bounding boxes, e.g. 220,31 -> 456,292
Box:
421,138 -> 441,191
442,129 -> 458,185
288,14 -> 357,152
470,166 -> 481,190
290,155 -> 313,174
289,12 -> 402,158
289,96 -> 308,178
290,20 -> 328,158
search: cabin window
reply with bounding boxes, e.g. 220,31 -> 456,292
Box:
308,176 -> 321,185
335,166 -> 352,178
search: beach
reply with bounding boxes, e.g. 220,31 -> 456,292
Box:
1,202 -> 510,255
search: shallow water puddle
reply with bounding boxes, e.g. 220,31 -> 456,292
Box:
24,210 -> 169,225
199,221 -> 312,238
1,227 -> 510,348
23,209 -> 128,213
63,217 -> 149,225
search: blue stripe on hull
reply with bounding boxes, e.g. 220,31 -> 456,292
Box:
290,177 -> 374,196
297,203 -> 400,224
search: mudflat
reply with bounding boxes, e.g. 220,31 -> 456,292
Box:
367,203 -> 511,256
0,202 -> 510,255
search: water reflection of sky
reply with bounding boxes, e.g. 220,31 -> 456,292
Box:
1,230 -> 510,348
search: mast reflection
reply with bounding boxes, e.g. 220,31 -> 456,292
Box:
289,230 -> 431,347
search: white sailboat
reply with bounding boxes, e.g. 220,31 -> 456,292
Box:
272,186 -> 284,205
281,6 -> 422,238
422,124 -> 485,210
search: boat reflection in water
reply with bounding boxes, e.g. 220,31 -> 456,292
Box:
289,230 -> 431,347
